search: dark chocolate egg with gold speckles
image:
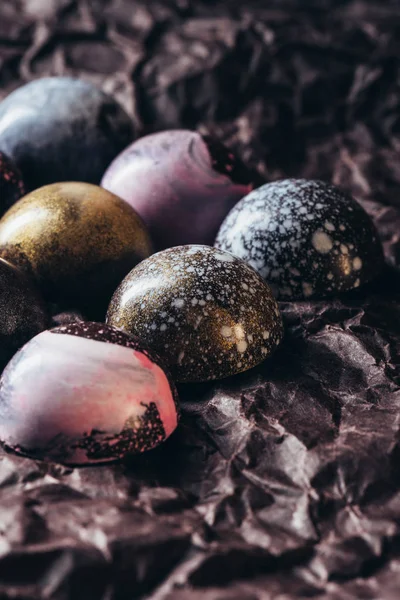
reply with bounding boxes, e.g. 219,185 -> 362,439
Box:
101,130 -> 254,250
0,77 -> 134,191
0,322 -> 179,465
0,182 -> 153,317
107,245 -> 283,383
0,151 -> 25,216
215,179 -> 384,300
0,258 -> 49,366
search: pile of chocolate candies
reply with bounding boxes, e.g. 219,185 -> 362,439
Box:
0,77 -> 384,466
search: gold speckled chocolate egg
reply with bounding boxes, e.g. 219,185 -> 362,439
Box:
0,182 -> 153,316
107,245 -> 283,383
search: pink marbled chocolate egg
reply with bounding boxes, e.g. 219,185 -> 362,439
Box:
101,130 -> 254,250
0,322 -> 179,465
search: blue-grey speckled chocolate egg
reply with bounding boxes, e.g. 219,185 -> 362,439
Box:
107,245 -> 283,383
215,179 -> 384,300
0,77 -> 135,191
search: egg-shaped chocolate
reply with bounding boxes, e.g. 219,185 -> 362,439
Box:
215,179 -> 384,300
107,245 -> 283,383
0,77 -> 134,191
0,258 -> 49,366
0,151 -> 25,216
0,322 -> 179,465
101,130 -> 254,250
0,182 -> 153,316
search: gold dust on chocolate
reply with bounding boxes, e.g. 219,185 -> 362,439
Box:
0,257 -> 49,366
76,402 -> 166,461
0,182 -> 153,315
107,245 -> 283,383
10,402 -> 167,465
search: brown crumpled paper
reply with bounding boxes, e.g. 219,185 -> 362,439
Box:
0,1 -> 399,598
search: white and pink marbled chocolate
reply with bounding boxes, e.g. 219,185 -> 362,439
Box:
0,323 -> 179,465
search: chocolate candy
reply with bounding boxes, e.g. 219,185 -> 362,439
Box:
215,179 -> 384,300
0,182 -> 153,317
107,245 -> 283,382
0,151 -> 25,216
0,322 -> 179,465
101,130 -> 254,250
0,258 -> 49,366
0,77 -> 134,191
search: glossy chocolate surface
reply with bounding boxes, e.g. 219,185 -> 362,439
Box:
107,245 -> 283,382
0,322 -> 179,465
216,179 -> 384,299
0,77 -> 135,190
101,130 -> 254,249
0,182 -> 153,316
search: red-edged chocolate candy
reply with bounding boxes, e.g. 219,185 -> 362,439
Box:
0,322 -> 179,465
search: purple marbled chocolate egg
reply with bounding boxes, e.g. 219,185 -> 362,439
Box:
0,322 -> 179,465
101,130 -> 254,250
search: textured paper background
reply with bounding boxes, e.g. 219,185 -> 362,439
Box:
0,1 -> 399,598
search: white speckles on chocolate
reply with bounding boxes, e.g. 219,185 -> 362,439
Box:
312,230 -> 333,254
107,245 -> 283,383
302,282 -> 314,297
324,221 -> 336,231
221,325 -> 232,337
215,179 -> 384,300
353,257 -> 363,270
237,340 -> 248,353
214,251 -> 235,262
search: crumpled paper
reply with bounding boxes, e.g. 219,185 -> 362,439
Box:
0,1 -> 399,598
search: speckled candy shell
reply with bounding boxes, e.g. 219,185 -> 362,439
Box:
0,322 -> 179,465
0,258 -> 49,366
0,182 -> 153,316
101,130 -> 254,249
0,151 -> 25,216
215,179 -> 384,300
107,245 -> 283,383
0,77 -> 134,191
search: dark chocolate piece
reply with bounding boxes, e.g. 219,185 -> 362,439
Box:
0,77 -> 135,191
